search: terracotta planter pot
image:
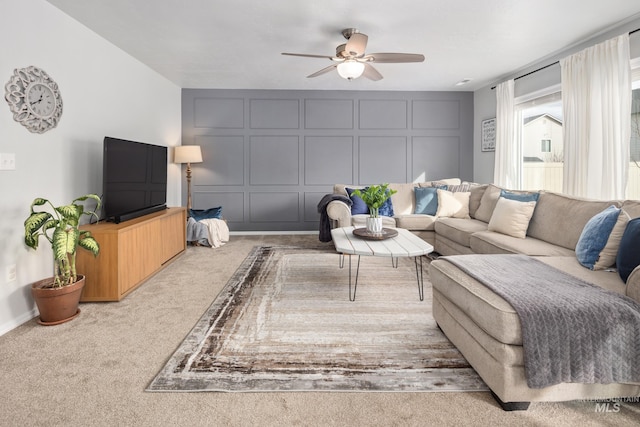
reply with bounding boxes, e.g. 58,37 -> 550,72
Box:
31,275 -> 85,325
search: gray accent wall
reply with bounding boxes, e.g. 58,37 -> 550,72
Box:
182,89 -> 473,231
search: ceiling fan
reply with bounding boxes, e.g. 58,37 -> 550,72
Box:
282,28 -> 425,81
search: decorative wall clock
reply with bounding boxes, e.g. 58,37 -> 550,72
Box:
4,66 -> 63,134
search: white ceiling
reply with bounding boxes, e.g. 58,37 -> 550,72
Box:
47,0 -> 640,92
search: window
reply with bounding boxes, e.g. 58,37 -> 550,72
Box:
541,139 -> 551,152
517,89 -> 563,191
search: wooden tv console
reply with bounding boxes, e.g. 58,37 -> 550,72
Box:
77,207 -> 187,302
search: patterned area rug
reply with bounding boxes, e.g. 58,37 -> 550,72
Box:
147,245 -> 487,392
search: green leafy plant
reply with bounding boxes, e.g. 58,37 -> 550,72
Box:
24,194 -> 101,288
351,184 -> 397,218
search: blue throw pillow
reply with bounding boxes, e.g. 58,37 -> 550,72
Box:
346,187 -> 395,217
500,189 -> 540,203
414,187 -> 440,215
617,217 -> 640,283
189,206 -> 222,221
379,195 -> 395,217
575,205 -> 621,270
346,188 -> 369,215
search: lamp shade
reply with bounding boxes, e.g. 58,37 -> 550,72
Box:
337,60 -> 365,80
174,145 -> 203,164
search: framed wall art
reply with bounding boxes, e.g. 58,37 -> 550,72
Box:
481,118 -> 496,152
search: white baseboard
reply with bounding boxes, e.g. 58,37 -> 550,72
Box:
229,231 -> 318,236
0,309 -> 37,336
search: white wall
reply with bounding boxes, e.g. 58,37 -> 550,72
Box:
473,15 -> 640,184
0,0 -> 182,335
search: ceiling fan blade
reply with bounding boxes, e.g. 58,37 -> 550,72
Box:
362,63 -> 383,81
345,33 -> 368,57
282,52 -> 334,60
307,64 -> 337,78
365,53 -> 425,63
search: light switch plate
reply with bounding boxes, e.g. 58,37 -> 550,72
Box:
6,264 -> 16,282
0,153 -> 16,170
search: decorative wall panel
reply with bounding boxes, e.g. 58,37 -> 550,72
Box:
194,136 -> 244,185
304,192 -> 328,222
250,136 -> 299,185
304,136 -> 353,185
358,136 -> 407,183
412,136 -> 460,182
359,100 -> 407,129
304,99 -> 354,129
250,193 -> 300,222
183,89 -> 473,231
250,99 -> 299,129
194,98 -> 244,128
412,100 -> 460,129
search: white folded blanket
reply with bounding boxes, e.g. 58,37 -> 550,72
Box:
199,218 -> 229,248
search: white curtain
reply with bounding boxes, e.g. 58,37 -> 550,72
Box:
494,79 -> 522,189
560,34 -> 631,199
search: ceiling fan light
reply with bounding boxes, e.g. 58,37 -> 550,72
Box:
337,60 -> 365,80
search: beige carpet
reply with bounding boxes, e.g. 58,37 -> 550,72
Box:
1,234 -> 639,426
148,245 -> 487,392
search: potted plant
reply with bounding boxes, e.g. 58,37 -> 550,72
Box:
351,184 -> 397,234
24,194 -> 101,325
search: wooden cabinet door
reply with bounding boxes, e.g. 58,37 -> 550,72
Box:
160,210 -> 186,263
118,221 -> 162,295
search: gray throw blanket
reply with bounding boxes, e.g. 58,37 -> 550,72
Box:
317,194 -> 352,242
441,254 -> 640,389
186,217 -> 210,246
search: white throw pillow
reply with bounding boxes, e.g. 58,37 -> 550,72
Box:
487,197 -> 536,239
436,190 -> 470,218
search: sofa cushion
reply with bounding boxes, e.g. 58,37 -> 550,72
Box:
430,259 -> 523,345
469,231 -> 576,256
395,214 -> 437,231
469,184 -> 488,219
527,191 -> 621,251
621,199 -> 640,219
436,190 -> 470,218
435,217 -> 488,248
575,205 -> 621,270
431,255 -> 629,349
487,198 -> 536,239
617,217 -> 640,283
473,184 -> 502,222
536,257 -> 627,295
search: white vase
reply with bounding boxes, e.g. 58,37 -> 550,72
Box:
366,217 -> 383,234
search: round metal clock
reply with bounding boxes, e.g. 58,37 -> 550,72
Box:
4,66 -> 63,134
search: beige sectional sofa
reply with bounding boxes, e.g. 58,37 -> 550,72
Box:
326,181 -> 640,410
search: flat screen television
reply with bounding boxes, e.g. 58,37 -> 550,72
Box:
102,136 -> 168,223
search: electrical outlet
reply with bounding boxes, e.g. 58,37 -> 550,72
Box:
6,264 -> 16,282
0,153 -> 16,170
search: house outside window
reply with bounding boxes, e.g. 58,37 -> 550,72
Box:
517,90 -> 563,192
629,60 -> 640,199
